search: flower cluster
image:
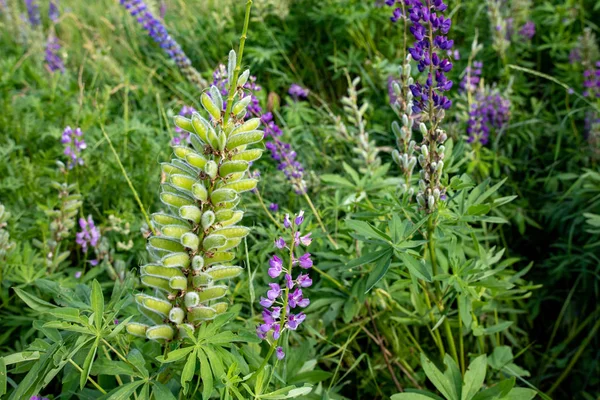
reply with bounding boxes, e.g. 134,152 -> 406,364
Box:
120,0 -> 206,88
261,112 -> 283,137
288,84 -> 309,100
61,126 -> 86,168
459,61 -> 482,94
265,139 -> 307,195
45,35 -> 64,74
466,90 -> 511,145
76,215 -> 101,252
257,211 -> 313,360
29,395 -> 49,400
405,0 -> 454,117
172,105 -> 196,145
25,0 -> 40,27
583,62 -> 600,98
49,0 -> 59,22
518,21 -> 535,40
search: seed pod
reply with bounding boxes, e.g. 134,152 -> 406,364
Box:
202,234 -> 227,250
126,322 -> 148,338
141,275 -> 176,293
215,209 -> 234,222
181,232 -> 200,251
170,174 -> 196,192
148,237 -> 185,253
232,118 -> 261,135
201,92 -> 221,121
237,69 -> 250,87
173,146 -> 193,160
221,179 -> 257,193
174,116 -> 194,133
219,210 -> 244,227
232,96 -> 252,115
219,161 -> 249,177
162,252 -> 190,268
186,152 -> 208,169
138,304 -> 164,325
428,195 -> 435,210
169,276 -> 187,291
161,162 -> 193,177
161,192 -> 195,208
206,265 -> 243,281
191,255 -> 204,271
210,86 -> 224,113
419,123 -> 428,136
226,131 -> 264,150
179,205 -> 202,223
221,237 -> 242,251
184,292 -> 200,308
392,150 -> 401,166
169,307 -> 185,324
141,296 -> 173,317
214,226 -> 250,239
146,324 -> 174,341
142,264 -> 185,279
205,251 -> 235,266
192,273 -> 212,288
197,285 -> 228,302
206,124 -> 220,149
191,183 -> 208,202
231,149 -> 263,162
204,161 -> 218,180
161,224 -> 190,239
210,188 -> 237,204
152,213 -> 191,229
213,302 -> 229,314
188,306 -> 217,322
227,50 -> 236,85
201,210 -> 216,230
191,113 -> 208,143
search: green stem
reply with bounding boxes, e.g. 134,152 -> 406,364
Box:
68,359 -> 107,394
255,189 -> 282,230
100,125 -> 154,235
223,0 -> 253,126
458,301 -> 465,375
302,192 -> 338,249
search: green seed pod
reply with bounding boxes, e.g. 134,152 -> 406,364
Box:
219,161 -> 249,177
191,113 -> 208,143
146,324 -> 174,341
214,226 -> 250,238
173,146 -> 193,160
201,92 -> 221,121
188,306 -> 217,322
232,118 -> 261,135
237,69 -> 250,87
217,130 -> 227,151
174,116 -> 194,133
162,252 -> 191,268
170,174 -> 196,192
142,264 -> 185,279
215,209 -> 234,222
181,232 -> 199,251
202,234 -> 227,250
201,210 -> 216,230
205,251 -> 235,266
161,224 -> 190,239
138,304 -> 164,325
213,302 -> 229,314
206,265 -> 243,281
141,296 -> 173,317
206,124 -> 220,149
227,50 -> 236,84
222,179 -> 258,193
221,238 -> 242,251
148,237 -> 185,253
178,323 -> 195,338
226,131 -> 264,150
161,183 -> 184,196
232,96 -> 252,115
191,255 -> 204,271
141,275 -> 176,293
210,86 -> 223,113
126,322 -> 149,338
172,159 -> 197,174
231,149 -> 263,163
220,210 -> 244,227
152,213 -> 191,229
179,205 -> 202,223
186,152 -> 208,169
204,161 -> 218,180
160,192 -> 195,208
191,183 -> 208,202
198,285 -> 228,303
169,276 -> 187,291
184,292 -> 200,308
192,273 -> 212,288
210,188 -> 237,204
161,162 -> 193,178
169,307 -> 185,324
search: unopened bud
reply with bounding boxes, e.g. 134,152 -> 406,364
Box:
419,123 -> 428,136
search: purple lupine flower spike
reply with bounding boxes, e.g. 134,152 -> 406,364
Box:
61,126 -> 86,168
459,61 -> 482,94
45,35 -> 64,74
24,0 -> 40,26
582,62 -> 600,99
257,211 -> 313,360
48,0 -> 59,22
76,215 -> 101,252
269,203 -> 279,212
518,21 -> 535,40
467,90 -> 511,145
288,84 -> 309,100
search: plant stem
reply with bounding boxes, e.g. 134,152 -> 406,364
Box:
302,192 -> 338,248
68,359 -> 107,394
223,0 -> 253,126
255,189 -> 282,230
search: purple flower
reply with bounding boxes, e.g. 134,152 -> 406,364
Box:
582,62 -> 600,99
297,253 -> 313,269
518,21 -> 535,40
74,271 -> 82,279
269,203 -> 279,212
275,237 -> 286,249
283,214 -> 291,229
288,84 -> 309,100
76,215 -> 101,252
284,273 -> 293,289
276,346 -> 285,360
267,283 -> 281,300
459,61 -> 482,94
24,0 -> 40,26
268,255 -> 283,278
45,35 -> 64,74
294,211 -> 304,226
49,0 -> 59,22
467,90 -> 511,145
61,126 -> 86,169
297,273 -> 312,288
265,138 -> 307,195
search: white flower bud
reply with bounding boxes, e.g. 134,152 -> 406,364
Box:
428,195 -> 435,210
419,123 -> 428,136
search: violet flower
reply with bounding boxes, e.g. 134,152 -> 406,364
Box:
49,0 -> 59,22
45,35 -> 64,74
24,0 -> 40,27
269,203 -> 279,212
288,84 -> 309,100
518,21 -> 535,40
467,90 -> 511,145
257,211 -> 313,359
459,61 -> 482,94
61,126 -> 86,168
76,215 -> 101,252
583,62 -> 600,99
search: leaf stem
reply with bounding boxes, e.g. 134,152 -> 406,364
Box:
68,359 -> 107,394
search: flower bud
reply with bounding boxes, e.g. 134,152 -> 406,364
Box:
428,195 -> 435,210
169,307 -> 185,324
192,255 -> 204,271
419,123 -> 428,136
184,292 -> 200,308
204,161 -> 218,179
201,210 -> 216,230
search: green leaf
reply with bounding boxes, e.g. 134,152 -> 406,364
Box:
151,382 -> 177,400
467,204 -> 491,216
398,253 -> 432,282
320,174 -> 354,189
91,280 -> 104,330
47,307 -> 84,323
365,248 -> 393,292
127,349 -> 149,379
156,346 -> 194,364
105,380 -> 145,400
91,359 -> 136,377
391,393 -> 441,400
473,321 -> 513,337
488,346 -> 513,370
2,351 -> 41,365
287,370 -> 332,385
203,346 -> 226,383
347,247 -> 392,269
461,355 -> 487,400
198,348 -> 214,400
13,288 -> 55,312
181,349 -> 197,394
421,353 -> 459,400
471,378 -> 515,400
346,220 -> 391,242
80,337 -> 99,389
444,354 -> 462,400
0,356 -> 6,397
503,388 -> 537,400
